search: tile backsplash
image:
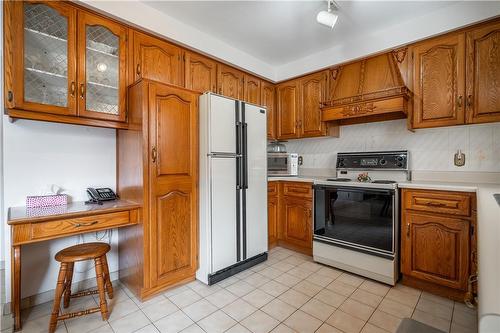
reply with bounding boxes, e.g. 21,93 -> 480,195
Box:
285,120 -> 500,172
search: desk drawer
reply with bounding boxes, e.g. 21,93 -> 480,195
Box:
403,189 -> 472,217
31,211 -> 131,240
283,182 -> 313,198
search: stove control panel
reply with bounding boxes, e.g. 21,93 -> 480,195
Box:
336,151 -> 408,170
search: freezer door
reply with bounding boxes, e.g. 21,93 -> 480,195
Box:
243,104 -> 268,259
209,95 -> 237,154
210,157 -> 238,272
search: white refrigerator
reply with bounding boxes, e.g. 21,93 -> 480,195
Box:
197,93 -> 268,285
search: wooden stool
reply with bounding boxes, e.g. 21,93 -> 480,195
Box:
49,242 -> 114,333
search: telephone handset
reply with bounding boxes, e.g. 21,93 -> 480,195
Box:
86,188 -> 118,205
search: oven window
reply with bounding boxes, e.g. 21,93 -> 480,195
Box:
268,157 -> 287,171
314,188 -> 393,253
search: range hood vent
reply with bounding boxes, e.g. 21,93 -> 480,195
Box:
321,51 -> 411,125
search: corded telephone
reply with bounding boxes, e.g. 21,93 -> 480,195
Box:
86,188 -> 118,205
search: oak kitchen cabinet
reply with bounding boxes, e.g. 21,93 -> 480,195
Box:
184,51 -> 217,93
217,63 -> 244,99
5,1 -> 128,126
244,73 -> 261,105
276,71 -> 330,139
118,80 -> 199,299
131,31 -> 183,87
268,181 -> 313,255
400,189 -> 476,301
261,81 -> 276,139
411,20 -> 500,128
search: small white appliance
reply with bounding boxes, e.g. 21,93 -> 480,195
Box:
267,153 -> 299,176
198,93 -> 268,285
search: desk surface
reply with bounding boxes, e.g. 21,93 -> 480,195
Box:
7,200 -> 141,225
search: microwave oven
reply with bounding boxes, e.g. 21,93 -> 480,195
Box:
268,153 -> 299,176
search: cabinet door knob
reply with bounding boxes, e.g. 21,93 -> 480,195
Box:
136,63 -> 141,76
457,95 -> 463,108
79,84 -> 85,99
7,91 -> 13,102
152,146 -> 157,163
406,223 -> 410,237
467,94 -> 473,108
70,82 -> 76,97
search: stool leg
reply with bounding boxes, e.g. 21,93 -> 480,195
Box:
94,256 -> 109,320
101,255 -> 114,299
49,262 -> 68,333
63,262 -> 74,308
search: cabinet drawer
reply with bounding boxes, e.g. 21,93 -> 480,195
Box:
283,182 -> 313,198
268,182 -> 279,196
403,189 -> 472,216
30,211 -> 131,241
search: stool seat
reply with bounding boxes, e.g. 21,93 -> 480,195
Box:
55,242 -> 111,262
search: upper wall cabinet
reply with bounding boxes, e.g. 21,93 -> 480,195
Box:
184,51 -> 217,93
4,1 -> 129,127
244,74 -> 261,105
299,71 -> 327,137
466,21 -> 500,124
261,81 -> 276,139
276,79 -> 300,139
132,31 -> 183,87
411,33 -> 466,129
217,64 -> 244,99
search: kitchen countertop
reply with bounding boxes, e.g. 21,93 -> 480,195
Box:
268,175 -> 500,329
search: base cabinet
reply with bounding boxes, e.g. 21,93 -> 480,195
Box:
400,189 -> 476,301
268,186 -> 278,248
281,196 -> 312,250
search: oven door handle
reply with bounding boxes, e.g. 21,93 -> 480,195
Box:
313,185 -> 394,195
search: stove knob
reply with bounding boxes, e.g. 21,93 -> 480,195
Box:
396,162 -> 403,168
380,159 -> 387,165
396,156 -> 404,162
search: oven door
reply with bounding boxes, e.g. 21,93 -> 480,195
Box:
313,185 -> 396,259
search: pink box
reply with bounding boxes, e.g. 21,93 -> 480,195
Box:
26,194 -> 68,208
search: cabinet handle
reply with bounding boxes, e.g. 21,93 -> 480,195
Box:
79,84 -> 85,99
136,63 -> 141,76
218,87 -> 222,94
308,209 -> 312,218
74,221 -> 98,228
70,82 -> 75,97
406,223 -> 410,237
298,120 -> 302,128
457,95 -> 463,108
7,91 -> 13,102
152,146 -> 157,163
467,94 -> 473,108
425,201 -> 446,207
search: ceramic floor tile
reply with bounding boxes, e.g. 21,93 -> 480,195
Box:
226,281 -> 256,297
216,276 -> 240,288
284,310 -> 322,333
412,309 -> 451,332
350,289 -> 383,308
286,268 -> 313,280
222,299 -> 257,322
108,298 -> 140,322
326,280 -> 357,297
316,267 -> 342,280
315,323 -> 343,333
278,289 -> 310,308
132,294 -> 167,309
258,280 -> 289,297
236,270 -> 256,280
251,263 -> 269,273
163,285 -> 190,298
300,298 -> 336,322
305,273 -> 334,288
416,297 -> 453,320
270,323 -> 297,333
339,298 -> 375,321
94,287 -> 130,305
21,313 -> 67,333
291,280 -> 322,297
88,324 -> 115,333
385,288 -> 420,308
377,298 -> 414,319
326,310 -> 366,333
297,262 -> 322,273
187,280 -> 222,298
361,323 -> 390,333
197,310 -> 237,333
452,306 -> 477,329
358,280 -> 390,297
283,256 -> 307,266
134,324 -> 161,333
244,273 -> 272,287
205,289 -> 238,308
261,298 -> 296,321
154,310 -> 194,333
141,298 -> 178,322
391,284 -> 421,297
109,309 -> 150,333
242,289 -> 274,308
240,310 -> 280,333
337,273 -> 365,288
168,289 -> 202,309
420,292 -> 454,307
182,299 -> 217,322
225,324 -> 252,333
259,267 -> 283,280
450,322 -> 476,333
273,274 -> 302,288
65,311 -> 106,333
314,289 -> 346,308
21,301 -> 54,322
271,262 -> 295,273
368,309 -> 403,333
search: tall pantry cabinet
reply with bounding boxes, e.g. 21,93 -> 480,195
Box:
117,79 -> 199,299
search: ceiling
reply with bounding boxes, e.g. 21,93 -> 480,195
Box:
143,1 -> 459,66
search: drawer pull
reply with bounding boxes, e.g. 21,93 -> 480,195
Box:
73,221 -> 98,228
406,223 -> 410,237
425,202 -> 446,207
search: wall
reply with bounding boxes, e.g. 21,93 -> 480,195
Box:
2,119 -> 117,301
286,120 -> 500,173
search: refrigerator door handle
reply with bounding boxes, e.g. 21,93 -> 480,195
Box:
242,122 -> 248,189
207,153 -> 242,158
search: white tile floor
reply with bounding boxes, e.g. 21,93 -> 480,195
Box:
1,247 -> 478,333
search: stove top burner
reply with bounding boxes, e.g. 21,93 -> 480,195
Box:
326,178 -> 352,182
372,180 -> 397,184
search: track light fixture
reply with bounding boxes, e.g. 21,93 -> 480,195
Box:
317,0 -> 338,29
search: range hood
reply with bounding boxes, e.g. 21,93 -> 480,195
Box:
321,51 -> 411,125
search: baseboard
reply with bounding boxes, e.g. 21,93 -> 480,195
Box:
2,271 -> 119,315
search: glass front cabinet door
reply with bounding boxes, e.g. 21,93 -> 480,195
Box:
77,11 -> 127,122
8,1 -> 77,115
